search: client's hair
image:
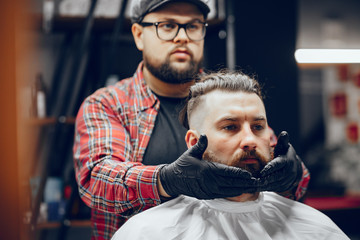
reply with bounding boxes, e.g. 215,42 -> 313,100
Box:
180,70 -> 263,129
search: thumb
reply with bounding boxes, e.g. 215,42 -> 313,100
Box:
188,134 -> 208,158
274,131 -> 289,156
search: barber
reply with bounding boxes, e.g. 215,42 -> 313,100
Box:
73,0 -> 310,239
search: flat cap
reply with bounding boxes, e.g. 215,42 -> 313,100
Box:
131,0 -> 210,23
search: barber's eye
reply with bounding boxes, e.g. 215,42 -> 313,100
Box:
187,23 -> 201,31
160,22 -> 176,30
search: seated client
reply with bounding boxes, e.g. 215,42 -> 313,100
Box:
112,71 -> 349,240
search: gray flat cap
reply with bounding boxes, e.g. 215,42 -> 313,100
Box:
131,0 -> 211,23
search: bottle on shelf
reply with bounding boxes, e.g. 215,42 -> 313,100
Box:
32,73 -> 47,118
43,0 -> 55,33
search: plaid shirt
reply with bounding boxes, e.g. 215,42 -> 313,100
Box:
74,62 -> 310,239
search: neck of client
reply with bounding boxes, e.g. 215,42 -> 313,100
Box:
226,192 -> 260,202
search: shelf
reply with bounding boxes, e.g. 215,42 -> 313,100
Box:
53,15 -> 132,33
27,117 -> 75,126
304,194 -> 360,211
36,219 -> 91,229
297,62 -> 356,69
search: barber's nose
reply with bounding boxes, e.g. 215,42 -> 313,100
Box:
240,125 -> 257,150
173,27 -> 190,43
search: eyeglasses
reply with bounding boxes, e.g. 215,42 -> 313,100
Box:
140,21 -> 208,41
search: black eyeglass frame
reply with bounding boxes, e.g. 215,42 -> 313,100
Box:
140,21 -> 208,41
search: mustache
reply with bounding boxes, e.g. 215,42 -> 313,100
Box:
233,149 -> 268,166
240,150 -> 259,161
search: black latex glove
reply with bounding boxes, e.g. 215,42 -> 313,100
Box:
159,135 -> 260,199
259,131 -> 303,192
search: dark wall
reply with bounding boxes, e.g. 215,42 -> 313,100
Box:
233,1 -> 300,149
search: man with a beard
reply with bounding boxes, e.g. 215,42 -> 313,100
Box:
111,71 -> 348,240
73,0 -> 309,239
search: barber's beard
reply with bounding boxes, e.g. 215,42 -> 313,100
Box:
143,50 -> 202,84
204,149 -> 273,178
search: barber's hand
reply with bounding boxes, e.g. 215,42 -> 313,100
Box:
159,135 -> 260,199
259,131 -> 303,192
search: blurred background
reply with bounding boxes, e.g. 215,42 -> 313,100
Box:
1,0 -> 359,239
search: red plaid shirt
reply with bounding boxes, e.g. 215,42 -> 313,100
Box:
74,62 -> 310,239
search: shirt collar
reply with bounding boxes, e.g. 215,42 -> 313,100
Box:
132,61 -> 159,112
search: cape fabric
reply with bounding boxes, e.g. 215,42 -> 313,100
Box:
112,192 -> 349,240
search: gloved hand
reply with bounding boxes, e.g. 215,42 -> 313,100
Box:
259,131 -> 303,192
159,135 -> 260,199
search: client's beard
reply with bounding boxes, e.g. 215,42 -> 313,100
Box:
143,50 -> 202,84
204,149 -> 273,177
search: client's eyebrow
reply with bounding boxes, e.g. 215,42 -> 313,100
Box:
217,115 -> 267,123
216,116 -> 239,123
253,116 -> 266,122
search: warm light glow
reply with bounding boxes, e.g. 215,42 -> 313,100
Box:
295,49 -> 360,63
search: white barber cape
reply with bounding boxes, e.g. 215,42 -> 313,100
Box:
112,192 -> 349,240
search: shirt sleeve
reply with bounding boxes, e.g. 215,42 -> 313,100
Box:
73,92 -> 162,217
294,162 -> 310,200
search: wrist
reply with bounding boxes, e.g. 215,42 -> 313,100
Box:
157,173 -> 171,198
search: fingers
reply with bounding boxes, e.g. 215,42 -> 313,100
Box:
189,134 -> 208,158
210,162 -> 253,178
277,131 -> 290,146
274,131 -> 290,156
216,174 -> 260,187
260,175 -> 295,192
259,165 -> 297,192
260,157 -> 288,176
205,174 -> 261,195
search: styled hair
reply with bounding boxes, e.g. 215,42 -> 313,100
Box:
180,70 -> 263,129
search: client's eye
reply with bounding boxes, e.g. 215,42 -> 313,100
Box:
224,125 -> 237,131
253,124 -> 264,131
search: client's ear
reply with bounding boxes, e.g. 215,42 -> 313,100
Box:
185,130 -> 199,149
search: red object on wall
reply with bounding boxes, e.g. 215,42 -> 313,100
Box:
353,71 -> 360,88
337,65 -> 349,82
346,122 -> 359,143
330,92 -> 347,117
